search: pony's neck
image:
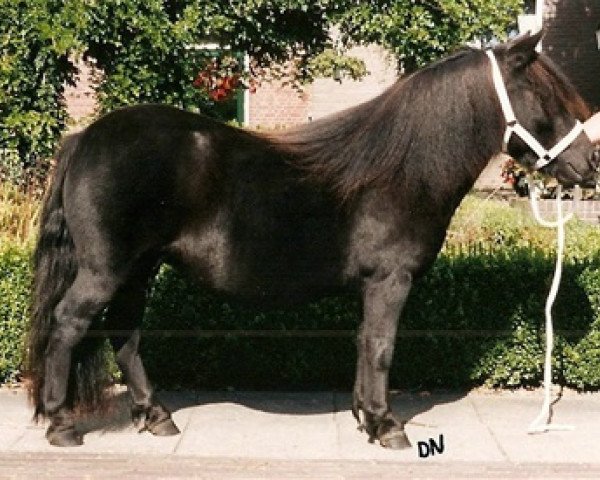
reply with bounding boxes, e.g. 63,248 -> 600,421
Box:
396,52 -> 504,210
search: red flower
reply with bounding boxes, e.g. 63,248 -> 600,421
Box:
193,70 -> 240,102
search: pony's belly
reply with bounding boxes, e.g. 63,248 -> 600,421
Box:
167,232 -> 346,304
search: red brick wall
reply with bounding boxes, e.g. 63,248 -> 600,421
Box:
515,197 -> 600,224
63,60 -> 97,125
544,0 -> 600,110
248,43 -> 397,127
248,81 -> 310,128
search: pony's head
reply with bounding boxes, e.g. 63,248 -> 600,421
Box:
490,31 -> 598,187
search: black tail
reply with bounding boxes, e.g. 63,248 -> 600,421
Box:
26,132 -> 109,418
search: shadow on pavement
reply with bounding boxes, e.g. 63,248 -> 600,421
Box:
74,388 -> 468,436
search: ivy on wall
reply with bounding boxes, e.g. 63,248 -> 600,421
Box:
0,0 -> 86,186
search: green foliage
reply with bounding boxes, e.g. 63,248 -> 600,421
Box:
82,0 -> 344,112
0,0 -> 85,186
82,0 -> 526,111
336,0 -> 524,72
141,266 -> 359,389
307,49 -> 368,81
0,244 -> 31,383
560,267 -> 600,390
446,195 -> 600,257
473,262 -> 600,390
84,0 -> 204,112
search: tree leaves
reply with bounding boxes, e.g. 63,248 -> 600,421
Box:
336,0 -> 523,73
0,0 -> 85,186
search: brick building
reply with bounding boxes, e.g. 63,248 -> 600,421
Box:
248,43 -> 397,127
543,0 -> 600,111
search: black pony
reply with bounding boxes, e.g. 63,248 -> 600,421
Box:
27,32 -> 597,448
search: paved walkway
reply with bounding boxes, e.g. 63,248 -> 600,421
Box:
0,387 -> 599,478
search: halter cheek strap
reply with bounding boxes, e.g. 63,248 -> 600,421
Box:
485,49 -> 584,171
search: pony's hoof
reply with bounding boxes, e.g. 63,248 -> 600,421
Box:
379,429 -> 411,449
140,404 -> 180,436
46,425 -> 83,447
145,417 -> 180,436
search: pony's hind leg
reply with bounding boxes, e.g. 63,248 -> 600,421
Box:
105,275 -> 180,437
43,268 -> 118,446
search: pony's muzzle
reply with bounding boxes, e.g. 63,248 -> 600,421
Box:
580,148 -> 600,188
547,147 -> 600,189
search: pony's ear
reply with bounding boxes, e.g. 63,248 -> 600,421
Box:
506,30 -> 544,70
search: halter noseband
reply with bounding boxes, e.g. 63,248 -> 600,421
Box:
485,49 -> 584,171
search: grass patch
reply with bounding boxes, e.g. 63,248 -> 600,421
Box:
0,182 -> 41,247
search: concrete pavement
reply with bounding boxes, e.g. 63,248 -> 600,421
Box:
0,386 -> 599,478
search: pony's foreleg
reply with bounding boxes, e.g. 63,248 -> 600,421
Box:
43,269 -> 117,446
106,282 -> 179,436
354,269 -> 412,449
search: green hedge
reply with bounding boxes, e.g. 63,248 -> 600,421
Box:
0,245 -> 31,383
3,239 -> 600,390
139,250 -> 600,390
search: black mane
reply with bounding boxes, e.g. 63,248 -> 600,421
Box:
271,48 -> 496,200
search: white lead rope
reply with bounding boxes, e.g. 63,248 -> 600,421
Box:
527,179 -> 574,433
484,48 -> 582,434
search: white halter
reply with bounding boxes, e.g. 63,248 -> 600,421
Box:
485,49 -> 584,171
